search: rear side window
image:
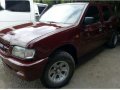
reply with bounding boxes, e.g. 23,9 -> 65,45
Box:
85,6 -> 100,24
102,6 -> 111,21
5,0 -> 30,12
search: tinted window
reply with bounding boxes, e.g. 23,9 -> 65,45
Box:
0,2 -> 3,11
38,6 -> 46,14
85,6 -> 100,24
102,6 -> 111,21
0,6 -> 3,11
5,1 -> 30,12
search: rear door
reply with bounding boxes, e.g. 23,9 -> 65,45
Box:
101,5 -> 113,39
0,0 -> 31,30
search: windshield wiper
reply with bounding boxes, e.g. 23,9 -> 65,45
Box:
40,20 -> 71,24
47,21 -> 58,24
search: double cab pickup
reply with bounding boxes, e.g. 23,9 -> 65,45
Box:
0,2 -> 119,88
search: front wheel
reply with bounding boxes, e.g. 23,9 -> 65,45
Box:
41,51 -> 75,88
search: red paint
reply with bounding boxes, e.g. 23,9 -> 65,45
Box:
0,23 -> 33,34
0,28 -> 12,34
33,22 -> 62,28
13,23 -> 33,29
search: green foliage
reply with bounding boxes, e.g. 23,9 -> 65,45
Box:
42,0 -> 54,5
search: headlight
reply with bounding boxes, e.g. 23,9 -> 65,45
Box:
12,46 -> 35,59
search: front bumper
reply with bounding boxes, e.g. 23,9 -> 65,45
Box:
0,50 -> 48,81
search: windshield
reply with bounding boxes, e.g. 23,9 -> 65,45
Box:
39,4 -> 85,24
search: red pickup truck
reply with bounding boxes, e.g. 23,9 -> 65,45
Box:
0,2 -> 119,88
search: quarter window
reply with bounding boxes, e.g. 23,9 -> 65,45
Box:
5,0 -> 30,12
102,6 -> 111,21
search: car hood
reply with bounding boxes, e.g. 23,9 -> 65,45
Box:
2,24 -> 66,47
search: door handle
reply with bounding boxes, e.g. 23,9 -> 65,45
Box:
99,27 -> 102,32
99,24 -> 104,32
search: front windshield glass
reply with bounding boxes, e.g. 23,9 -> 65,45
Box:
40,4 -> 85,24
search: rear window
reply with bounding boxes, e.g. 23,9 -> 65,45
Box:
5,0 -> 30,12
102,6 -> 111,21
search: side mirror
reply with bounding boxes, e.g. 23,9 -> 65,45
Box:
83,17 -> 94,25
35,13 -> 40,22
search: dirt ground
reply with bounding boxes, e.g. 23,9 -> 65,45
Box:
0,44 -> 120,89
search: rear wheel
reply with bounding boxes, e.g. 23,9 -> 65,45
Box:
107,32 -> 118,48
41,51 -> 75,88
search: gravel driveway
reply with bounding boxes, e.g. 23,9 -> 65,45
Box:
0,44 -> 120,89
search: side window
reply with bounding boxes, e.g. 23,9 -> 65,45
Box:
102,6 -> 111,21
83,6 -> 100,25
0,2 -> 3,11
5,0 -> 30,12
0,5 -> 3,11
38,6 -> 46,14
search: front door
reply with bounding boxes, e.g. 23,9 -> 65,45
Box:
79,5 -> 103,56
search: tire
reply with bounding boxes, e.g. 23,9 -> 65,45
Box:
108,31 -> 118,48
41,51 -> 75,88
118,32 -> 120,42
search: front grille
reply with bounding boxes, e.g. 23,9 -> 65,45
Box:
0,37 -> 10,54
0,44 -> 9,52
0,38 -> 10,46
